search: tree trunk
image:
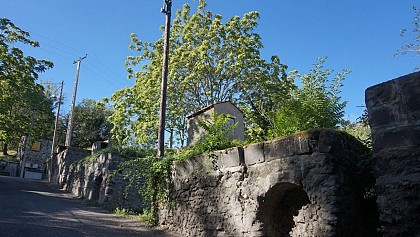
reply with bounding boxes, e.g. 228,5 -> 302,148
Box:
2,143 -> 8,155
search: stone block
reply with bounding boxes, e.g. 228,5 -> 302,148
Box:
264,134 -> 311,162
372,125 -> 420,153
173,155 -> 208,179
244,142 -> 264,166
215,147 -> 244,168
367,105 -> 398,128
317,130 -> 345,155
365,79 -> 397,108
373,149 -> 420,177
399,75 -> 420,121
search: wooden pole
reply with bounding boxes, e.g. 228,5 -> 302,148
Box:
157,0 -> 172,157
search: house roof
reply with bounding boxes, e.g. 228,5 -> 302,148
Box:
186,100 -> 243,119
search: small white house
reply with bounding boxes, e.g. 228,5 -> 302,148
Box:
186,101 -> 244,146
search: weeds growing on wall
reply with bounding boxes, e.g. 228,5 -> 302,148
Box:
137,209 -> 152,225
343,109 -> 373,169
77,145 -> 154,165
114,207 -> 134,217
175,112 -> 242,160
343,109 -> 377,201
117,112 -> 242,226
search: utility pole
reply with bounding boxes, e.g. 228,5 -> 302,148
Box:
20,113 -> 34,178
157,0 -> 172,157
51,80 -> 64,157
65,54 -> 87,147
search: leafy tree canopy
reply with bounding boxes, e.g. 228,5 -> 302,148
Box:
109,0 -> 290,147
0,18 -> 54,154
267,57 -> 349,138
64,99 -> 113,149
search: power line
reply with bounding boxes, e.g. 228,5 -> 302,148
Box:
31,32 -> 84,54
27,6 -> 146,90
37,47 -> 74,61
82,64 -> 125,88
37,40 -> 80,58
85,0 -> 148,54
86,54 -> 128,86
85,0 -> 131,50
35,38 -> 128,88
89,54 -> 124,79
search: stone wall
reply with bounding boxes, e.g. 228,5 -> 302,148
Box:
18,138 -> 52,174
0,160 -> 19,177
48,147 -> 91,186
48,147 -> 146,212
365,72 -> 420,236
160,129 -> 378,237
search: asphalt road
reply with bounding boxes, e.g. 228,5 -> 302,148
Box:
0,176 -> 178,237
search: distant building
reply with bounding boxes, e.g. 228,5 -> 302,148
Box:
18,137 -> 52,179
186,101 -> 244,146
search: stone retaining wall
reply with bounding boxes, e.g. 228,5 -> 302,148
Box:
366,71 -> 420,236
160,129 -> 378,237
0,160 -> 19,177
48,147 -> 146,212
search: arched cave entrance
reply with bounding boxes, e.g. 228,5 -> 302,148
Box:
92,175 -> 103,202
257,182 -> 310,237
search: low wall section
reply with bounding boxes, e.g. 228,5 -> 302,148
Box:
48,147 -> 146,212
160,129 -> 377,237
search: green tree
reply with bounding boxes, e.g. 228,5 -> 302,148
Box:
109,0 -> 291,147
268,57 -> 349,138
0,18 -> 54,154
64,99 -> 113,148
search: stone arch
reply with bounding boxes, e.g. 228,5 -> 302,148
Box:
257,182 -> 310,237
92,174 -> 103,202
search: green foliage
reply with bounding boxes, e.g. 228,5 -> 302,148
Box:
117,112 -> 239,226
78,144 -> 153,165
113,207 -> 134,217
117,154 -> 171,226
175,112 -> 241,160
268,57 -> 349,138
109,0 -> 290,147
137,209 -> 153,226
343,109 -> 373,174
64,99 -> 113,148
0,151 -> 18,162
0,18 -> 54,154
344,109 -> 372,150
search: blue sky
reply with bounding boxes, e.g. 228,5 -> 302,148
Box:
2,0 -> 419,121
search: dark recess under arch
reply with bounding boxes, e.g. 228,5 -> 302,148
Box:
257,182 -> 310,237
92,175 -> 103,202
